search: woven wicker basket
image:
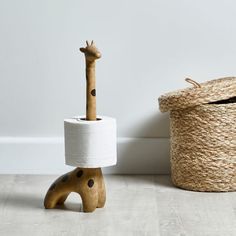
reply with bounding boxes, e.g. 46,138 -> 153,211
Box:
158,77 -> 236,192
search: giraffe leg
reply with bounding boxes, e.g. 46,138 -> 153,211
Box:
44,173 -> 72,209
97,169 -> 106,208
97,187 -> 106,208
79,190 -> 98,213
44,190 -> 70,209
57,193 -> 70,205
75,169 -> 100,212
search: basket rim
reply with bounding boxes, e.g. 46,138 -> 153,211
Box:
158,77 -> 236,112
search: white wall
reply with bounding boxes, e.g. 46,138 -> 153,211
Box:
1,0 -> 236,173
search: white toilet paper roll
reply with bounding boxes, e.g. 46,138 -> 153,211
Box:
64,116 -> 117,168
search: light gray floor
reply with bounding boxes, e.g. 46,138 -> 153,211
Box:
0,175 -> 235,236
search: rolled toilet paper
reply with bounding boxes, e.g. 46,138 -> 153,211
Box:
64,116 -> 117,168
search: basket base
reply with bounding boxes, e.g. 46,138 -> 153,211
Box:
171,175 -> 236,192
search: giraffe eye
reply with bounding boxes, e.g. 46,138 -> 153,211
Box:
87,51 -> 95,57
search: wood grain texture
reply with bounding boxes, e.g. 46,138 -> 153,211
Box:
44,167 -> 105,212
80,40 -> 101,121
1,175 -> 235,236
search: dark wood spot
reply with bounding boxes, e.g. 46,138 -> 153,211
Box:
76,170 -> 83,178
91,89 -> 96,96
88,179 -> 94,188
86,104 -> 88,110
49,183 -> 56,191
61,174 -> 69,182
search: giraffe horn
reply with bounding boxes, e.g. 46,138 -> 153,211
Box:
91,40 -> 94,45
86,40 -> 89,46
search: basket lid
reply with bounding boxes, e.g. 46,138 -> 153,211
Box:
158,77 -> 236,112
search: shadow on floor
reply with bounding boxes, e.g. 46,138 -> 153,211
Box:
1,191 -> 83,212
154,175 -> 173,188
55,201 -> 82,212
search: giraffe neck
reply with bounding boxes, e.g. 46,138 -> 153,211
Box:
86,60 -> 96,121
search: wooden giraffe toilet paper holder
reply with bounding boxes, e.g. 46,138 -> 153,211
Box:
44,41 -> 117,212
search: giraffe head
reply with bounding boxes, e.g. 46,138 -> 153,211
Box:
80,41 -> 101,62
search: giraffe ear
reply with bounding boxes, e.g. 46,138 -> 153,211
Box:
80,47 -> 86,53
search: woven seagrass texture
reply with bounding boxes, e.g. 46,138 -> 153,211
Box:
159,77 -> 236,112
170,103 -> 236,192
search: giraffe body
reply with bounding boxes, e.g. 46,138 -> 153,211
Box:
44,168 -> 106,212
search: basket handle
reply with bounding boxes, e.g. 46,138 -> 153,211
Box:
185,78 -> 201,88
